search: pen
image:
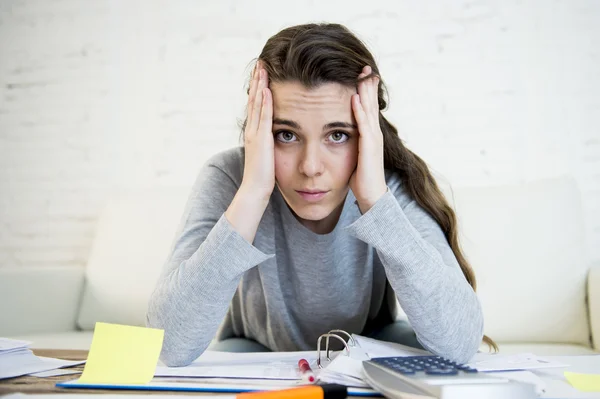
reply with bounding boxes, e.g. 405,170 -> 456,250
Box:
236,383 -> 347,399
298,358 -> 315,383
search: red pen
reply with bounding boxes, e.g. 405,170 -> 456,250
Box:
298,358 -> 315,383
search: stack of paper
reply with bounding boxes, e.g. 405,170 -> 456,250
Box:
0,337 -> 84,380
468,352 -> 569,372
57,324 -> 377,396
155,350 -> 319,380
312,334 -> 574,396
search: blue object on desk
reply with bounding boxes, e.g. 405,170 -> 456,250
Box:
55,379 -> 382,397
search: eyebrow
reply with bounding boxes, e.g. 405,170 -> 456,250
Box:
273,118 -> 357,130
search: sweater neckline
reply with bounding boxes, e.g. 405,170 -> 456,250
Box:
274,186 -> 355,243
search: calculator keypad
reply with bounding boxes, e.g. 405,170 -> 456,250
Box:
370,356 -> 478,376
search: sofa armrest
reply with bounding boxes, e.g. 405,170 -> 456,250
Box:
0,266 -> 85,336
589,264 -> 600,351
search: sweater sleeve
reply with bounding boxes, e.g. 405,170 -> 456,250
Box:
146,157 -> 274,367
343,183 -> 483,364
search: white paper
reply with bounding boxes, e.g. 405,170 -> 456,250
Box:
0,338 -> 31,352
158,349 -> 318,366
532,355 -> 600,399
468,353 -> 569,372
36,356 -> 85,368
352,334 -> 431,358
489,370 -> 546,396
29,368 -> 81,378
153,376 -> 304,386
317,354 -> 371,388
154,350 -> 318,380
0,349 -> 85,380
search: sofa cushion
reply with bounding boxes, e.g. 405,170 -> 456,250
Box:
487,342 -> 597,356
77,178 -> 591,348
76,188 -> 190,330
11,331 -> 94,350
448,177 -> 590,346
0,267 -> 85,336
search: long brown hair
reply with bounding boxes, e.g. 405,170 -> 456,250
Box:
243,22 -> 497,352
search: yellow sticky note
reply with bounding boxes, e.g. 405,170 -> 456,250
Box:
79,322 -> 164,384
564,372 -> 600,392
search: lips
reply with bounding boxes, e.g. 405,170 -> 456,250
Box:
298,189 -> 327,194
296,190 -> 329,202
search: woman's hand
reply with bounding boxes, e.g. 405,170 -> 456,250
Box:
225,62 -> 274,243
349,65 -> 388,214
241,61 -> 275,202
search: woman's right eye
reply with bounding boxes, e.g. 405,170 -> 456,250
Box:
275,131 -> 297,142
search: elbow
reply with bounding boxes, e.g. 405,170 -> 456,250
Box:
145,309 -> 201,368
159,350 -> 198,367
452,330 -> 482,364
449,312 -> 485,364
157,331 -> 207,367
419,307 -> 484,365
423,329 -> 482,365
148,318 -> 208,367
420,335 -> 480,365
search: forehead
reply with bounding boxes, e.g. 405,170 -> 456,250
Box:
270,81 -> 355,122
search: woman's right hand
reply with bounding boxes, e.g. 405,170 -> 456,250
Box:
241,61 -> 275,201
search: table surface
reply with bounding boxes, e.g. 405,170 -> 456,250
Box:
0,349 -> 230,396
6,350 -> 597,398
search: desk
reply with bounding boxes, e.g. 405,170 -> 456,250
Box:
4,351 -> 597,398
0,350 -> 373,398
0,349 -> 220,396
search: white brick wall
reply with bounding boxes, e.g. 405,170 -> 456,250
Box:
0,0 -> 598,269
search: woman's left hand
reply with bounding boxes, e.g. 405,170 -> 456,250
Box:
349,65 -> 388,214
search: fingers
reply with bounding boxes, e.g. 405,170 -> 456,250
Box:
356,65 -> 380,115
246,62 -> 260,129
247,65 -> 269,136
259,87 -> 273,134
357,67 -> 370,113
352,93 -> 367,129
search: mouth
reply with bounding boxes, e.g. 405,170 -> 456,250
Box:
296,190 -> 329,202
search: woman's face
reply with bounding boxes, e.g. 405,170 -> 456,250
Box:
270,81 -> 359,234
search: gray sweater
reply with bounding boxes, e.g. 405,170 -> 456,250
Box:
147,147 -> 484,367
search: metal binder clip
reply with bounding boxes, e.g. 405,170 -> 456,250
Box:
316,329 -> 355,369
327,329 -> 356,347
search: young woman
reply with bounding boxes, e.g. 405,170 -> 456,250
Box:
147,23 -> 495,367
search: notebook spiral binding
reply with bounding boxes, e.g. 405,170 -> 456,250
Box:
316,329 -> 358,369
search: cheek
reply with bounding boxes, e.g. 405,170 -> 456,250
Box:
274,151 -> 292,183
338,147 -> 358,179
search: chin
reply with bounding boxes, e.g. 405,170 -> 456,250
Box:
289,203 -> 333,221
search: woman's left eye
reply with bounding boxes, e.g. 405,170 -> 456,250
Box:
329,131 -> 349,143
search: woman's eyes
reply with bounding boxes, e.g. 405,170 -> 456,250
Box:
329,131 -> 349,143
274,130 -> 349,143
276,131 -> 297,142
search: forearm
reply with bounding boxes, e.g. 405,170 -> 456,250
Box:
147,215 -> 273,366
225,184 -> 270,244
345,191 -> 483,363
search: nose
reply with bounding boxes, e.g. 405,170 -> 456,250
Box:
299,144 -> 324,177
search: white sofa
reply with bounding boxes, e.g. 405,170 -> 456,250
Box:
1,177 -> 598,356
